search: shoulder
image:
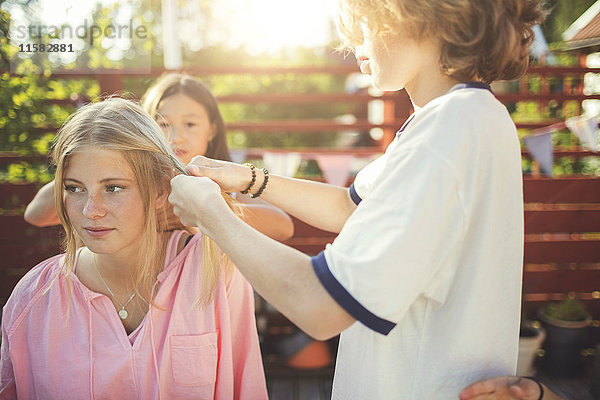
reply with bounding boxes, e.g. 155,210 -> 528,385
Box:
396,89 -> 516,165
225,266 -> 252,293
3,254 -> 64,335
415,89 -> 513,138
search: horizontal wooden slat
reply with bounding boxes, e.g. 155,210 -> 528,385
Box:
285,242 -> 331,256
525,208 -> 600,233
0,267 -> 32,300
0,154 -> 51,165
214,92 -> 600,104
226,120 -> 402,132
290,217 -> 336,238
524,239 -> 600,263
0,183 -> 42,211
6,65 -> 362,77
287,238 -> 600,263
522,148 -> 600,158
1,146 -> 597,168
523,269 -> 600,293
0,215 -> 63,240
497,93 -> 600,102
217,92 -> 397,104
22,120 -> 406,135
6,64 -> 600,78
0,183 -> 41,199
0,244 -> 60,269
523,177 -> 600,203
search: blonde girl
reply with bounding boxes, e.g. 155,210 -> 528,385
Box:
1,98 -> 268,399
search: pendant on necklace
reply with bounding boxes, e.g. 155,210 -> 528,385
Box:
118,308 -> 129,320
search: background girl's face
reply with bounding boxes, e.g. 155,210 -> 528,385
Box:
63,148 -> 146,258
156,93 -> 216,165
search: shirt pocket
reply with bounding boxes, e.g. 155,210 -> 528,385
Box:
170,332 -> 218,387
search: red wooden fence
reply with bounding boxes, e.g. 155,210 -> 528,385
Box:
2,65 -> 600,320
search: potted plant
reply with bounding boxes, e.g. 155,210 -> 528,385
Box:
538,297 -> 591,377
517,318 -> 545,376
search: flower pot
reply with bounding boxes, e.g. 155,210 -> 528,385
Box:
517,323 -> 545,376
538,311 -> 591,377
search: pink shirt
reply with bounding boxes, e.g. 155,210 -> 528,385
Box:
0,231 -> 268,399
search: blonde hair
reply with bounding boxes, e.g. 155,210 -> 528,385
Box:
51,97 -> 237,306
141,73 -> 232,161
337,0 -> 547,83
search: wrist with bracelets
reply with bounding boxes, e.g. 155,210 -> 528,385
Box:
240,163 -> 269,198
240,163 -> 256,194
522,377 -> 544,400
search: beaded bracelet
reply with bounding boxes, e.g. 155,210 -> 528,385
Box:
250,168 -> 269,198
522,377 -> 544,400
240,163 -> 256,194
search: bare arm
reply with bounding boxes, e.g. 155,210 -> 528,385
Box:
23,181 -> 60,227
188,156 -> 356,233
236,194 -> 294,241
459,376 -> 563,400
169,175 -> 356,340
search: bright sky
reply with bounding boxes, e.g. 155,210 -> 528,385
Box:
222,0 -> 338,53
9,0 -> 339,55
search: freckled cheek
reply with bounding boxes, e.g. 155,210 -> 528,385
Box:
64,196 -> 86,220
111,194 -> 145,223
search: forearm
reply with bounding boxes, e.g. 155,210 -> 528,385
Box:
237,200 -> 294,241
252,173 -> 355,233
541,384 -> 563,400
187,157 -> 355,232
23,181 -> 60,227
208,209 -> 353,340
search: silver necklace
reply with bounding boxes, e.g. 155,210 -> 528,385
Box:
92,254 -> 136,320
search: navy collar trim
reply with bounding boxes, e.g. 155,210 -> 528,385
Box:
395,82 -> 492,137
448,81 -> 492,94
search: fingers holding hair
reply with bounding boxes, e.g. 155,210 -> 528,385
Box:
459,376 -> 541,400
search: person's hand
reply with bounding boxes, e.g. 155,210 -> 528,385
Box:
186,156 -> 254,193
168,175 -> 232,233
459,376 -> 544,400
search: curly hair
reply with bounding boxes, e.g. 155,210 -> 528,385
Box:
337,0 -> 548,83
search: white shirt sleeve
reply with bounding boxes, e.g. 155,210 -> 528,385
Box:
313,144 -> 467,335
349,153 -> 388,204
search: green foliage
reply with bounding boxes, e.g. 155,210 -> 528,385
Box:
2,0 -> 599,184
205,72 -> 350,148
541,298 -> 589,322
541,0 -> 597,44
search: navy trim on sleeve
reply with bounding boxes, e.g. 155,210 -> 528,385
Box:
311,252 -> 396,335
349,183 -> 362,205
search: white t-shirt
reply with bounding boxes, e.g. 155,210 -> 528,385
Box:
312,84 -> 524,399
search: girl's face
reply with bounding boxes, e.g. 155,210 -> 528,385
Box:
156,93 -> 216,165
63,147 -> 147,258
